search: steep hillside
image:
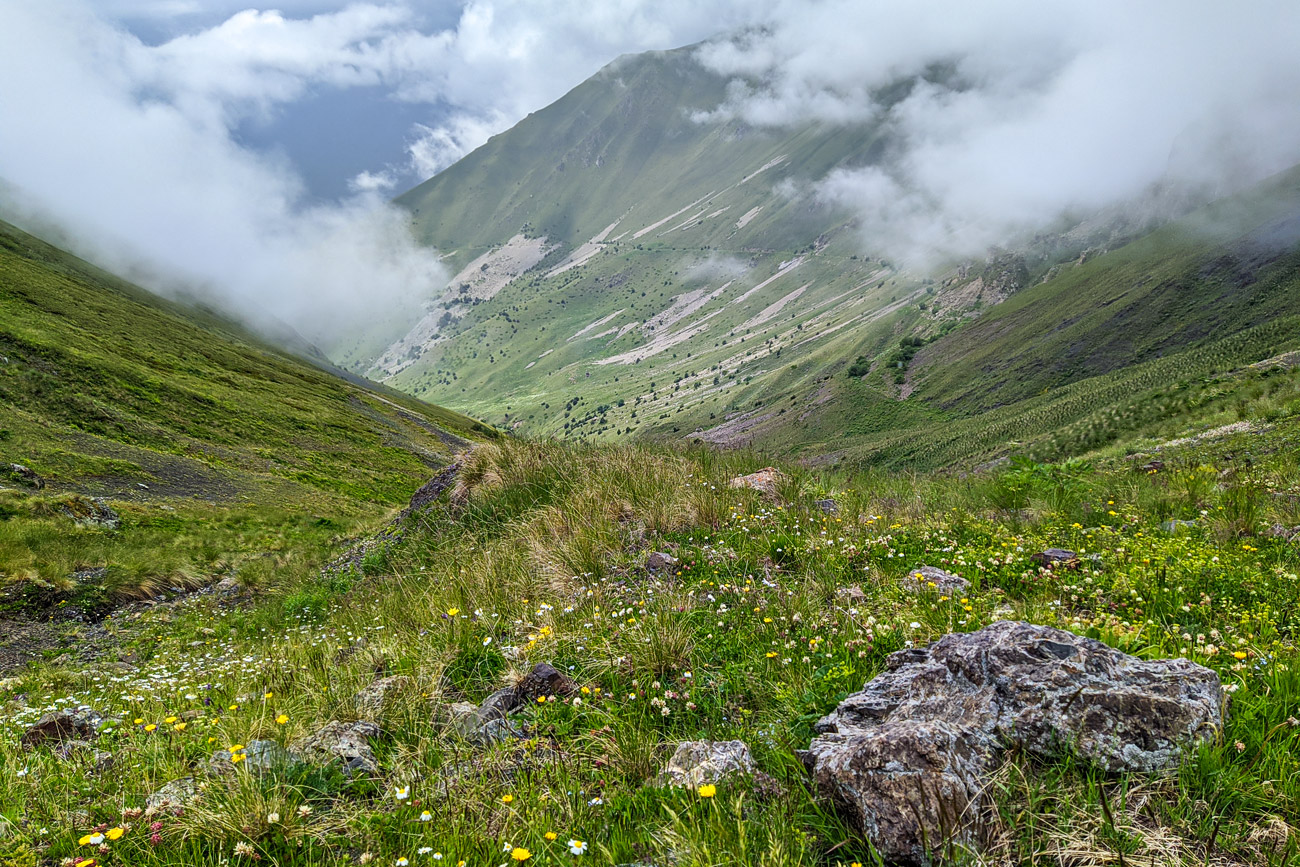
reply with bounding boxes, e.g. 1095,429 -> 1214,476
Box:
338,43 -> 1300,476
0,218 -> 490,625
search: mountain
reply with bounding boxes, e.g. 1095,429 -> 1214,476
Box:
0,217 -> 490,616
337,43 -> 1300,471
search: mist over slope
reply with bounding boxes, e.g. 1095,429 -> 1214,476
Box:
340,32 -> 1300,471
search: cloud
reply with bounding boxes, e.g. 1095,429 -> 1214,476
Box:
694,0 -> 1300,265
0,0 -> 444,345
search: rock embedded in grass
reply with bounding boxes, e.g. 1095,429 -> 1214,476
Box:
20,708 -> 105,748
1030,547 -> 1078,568
290,720 -> 381,775
208,739 -> 296,776
646,551 -> 679,572
805,621 -> 1223,865
728,467 -> 784,497
354,675 -> 411,718
657,740 -> 755,788
146,777 -> 200,811
900,565 -> 969,595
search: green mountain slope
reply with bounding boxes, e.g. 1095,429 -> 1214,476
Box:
344,44 -> 1300,475
0,218 -> 491,615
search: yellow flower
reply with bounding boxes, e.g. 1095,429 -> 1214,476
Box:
105,828 -> 124,841
510,848 -> 531,862
79,834 -> 104,846
447,608 -> 460,617
1233,651 -> 1248,660
144,724 -> 157,732
501,794 -> 514,803
697,784 -> 717,798
264,692 -> 273,699
173,722 -> 186,731
766,651 -> 778,658
537,696 -> 546,704
230,744 -> 245,751
164,716 -> 178,724
276,714 -> 289,725
133,718 -> 144,725
544,832 -> 558,841
231,753 -> 246,764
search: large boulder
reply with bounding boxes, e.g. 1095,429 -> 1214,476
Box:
806,621 -> 1223,864
657,740 -> 755,788
290,720 -> 380,775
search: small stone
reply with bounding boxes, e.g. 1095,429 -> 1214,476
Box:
146,777 -> 199,810
5,463 -> 44,489
901,565 -> 969,594
20,709 -> 104,748
646,551 -> 679,572
815,498 -> 839,514
1030,548 -> 1078,568
514,662 -> 576,703
728,467 -> 784,497
354,675 -> 411,718
291,720 -> 380,775
657,740 -> 755,788
208,739 -> 295,776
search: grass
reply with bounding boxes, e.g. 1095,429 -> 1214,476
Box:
3,412 -> 1298,865
0,217 -> 489,617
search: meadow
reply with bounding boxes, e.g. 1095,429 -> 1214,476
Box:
4,412 -> 1299,866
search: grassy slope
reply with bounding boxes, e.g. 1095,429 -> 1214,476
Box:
2,403 -> 1298,864
0,219 -> 490,611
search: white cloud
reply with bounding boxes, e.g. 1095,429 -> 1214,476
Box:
0,0 -> 443,344
694,0 -> 1300,265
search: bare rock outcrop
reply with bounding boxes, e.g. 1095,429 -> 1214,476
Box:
805,621 -> 1223,864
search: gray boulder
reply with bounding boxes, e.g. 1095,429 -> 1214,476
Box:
291,720 -> 380,775
657,740 -> 755,788
806,621 -> 1223,864
901,566 -> 969,595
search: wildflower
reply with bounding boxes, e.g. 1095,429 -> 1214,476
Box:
697,784 -> 717,798
79,834 -> 105,847
397,859 -> 409,866
501,794 -> 514,803
394,785 -> 410,800
483,637 -> 493,646
173,722 -> 186,731
133,718 -> 144,724
511,847 -> 532,861
144,724 -> 157,732
544,832 -> 558,841
1235,741 -> 1246,752
298,805 -> 312,817
358,854 -> 374,865
766,651 -> 777,658
234,842 -> 256,858
276,714 -> 289,725
419,811 -> 432,822
231,753 -> 246,764
1233,651 -> 1248,660
164,716 -> 178,724
447,608 -> 460,617
267,813 -> 280,824
568,840 -> 588,855
264,692 -> 274,699
417,848 -> 432,856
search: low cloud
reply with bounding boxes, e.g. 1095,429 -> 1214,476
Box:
695,0 -> 1300,265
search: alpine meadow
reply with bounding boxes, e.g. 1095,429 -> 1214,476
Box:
3,3 -> 1300,867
